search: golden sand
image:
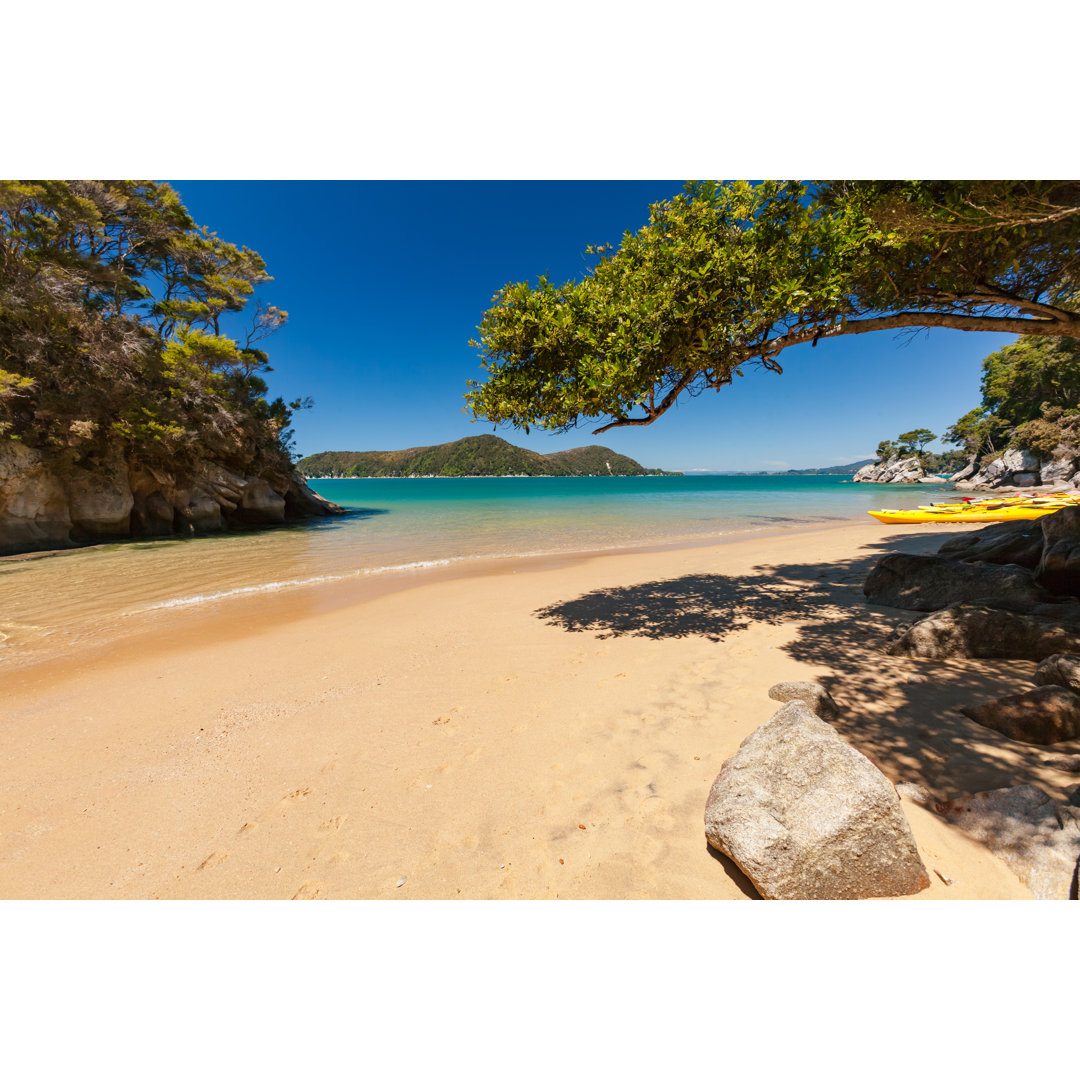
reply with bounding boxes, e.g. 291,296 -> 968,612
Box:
3,519 -> 1065,899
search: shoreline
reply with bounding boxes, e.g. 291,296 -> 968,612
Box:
2,515 -> 981,683
1,518 -> 1055,899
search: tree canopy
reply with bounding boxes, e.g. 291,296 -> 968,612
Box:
944,335 -> 1080,458
466,180 -> 1080,434
0,181 -> 304,474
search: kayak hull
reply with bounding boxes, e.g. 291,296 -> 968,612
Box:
869,506 -> 1061,524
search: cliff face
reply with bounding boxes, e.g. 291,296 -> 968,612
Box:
0,442 -> 343,556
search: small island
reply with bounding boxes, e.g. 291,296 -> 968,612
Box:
296,434 -> 682,478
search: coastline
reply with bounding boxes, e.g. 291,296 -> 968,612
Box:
1,518 -> 1049,899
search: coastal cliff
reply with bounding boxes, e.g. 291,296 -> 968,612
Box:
0,442 -> 342,555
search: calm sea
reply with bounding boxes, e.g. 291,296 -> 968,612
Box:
0,474 -> 950,667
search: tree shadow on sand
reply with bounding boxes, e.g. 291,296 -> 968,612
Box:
534,532 -> 1080,809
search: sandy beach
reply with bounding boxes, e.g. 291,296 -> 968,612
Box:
4,518 -> 1069,900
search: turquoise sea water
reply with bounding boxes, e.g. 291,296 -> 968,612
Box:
0,474 -> 951,665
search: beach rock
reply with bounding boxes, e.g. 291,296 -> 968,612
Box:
767,681 -> 840,720
1034,653 -> 1080,693
1036,505 -> 1080,597
936,519 -> 1044,570
885,603 -> 1080,661
936,785 -> 1080,900
0,438 -> 344,554
238,477 -> 287,524
0,441 -> 73,553
63,449 -> 134,540
704,702 -> 930,900
863,553 -> 1051,612
852,455 -> 927,484
959,684 -> 1080,745
284,476 -> 346,519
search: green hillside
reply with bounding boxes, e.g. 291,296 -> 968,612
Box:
297,435 -> 679,478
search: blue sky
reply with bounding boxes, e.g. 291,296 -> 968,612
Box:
171,181 -> 1015,473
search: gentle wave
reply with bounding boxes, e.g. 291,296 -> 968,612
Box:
133,559 -> 461,612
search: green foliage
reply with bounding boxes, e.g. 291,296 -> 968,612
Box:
979,337 -> 1080,426
0,180 -> 301,475
466,180 -> 1080,435
897,428 -> 936,455
296,435 -> 678,478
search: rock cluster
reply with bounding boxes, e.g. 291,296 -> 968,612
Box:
0,441 -> 343,555
951,446 -> 1076,490
856,508 -> 1080,897
852,455 -> 941,484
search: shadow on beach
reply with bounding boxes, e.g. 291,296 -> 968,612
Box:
534,530 -> 1080,805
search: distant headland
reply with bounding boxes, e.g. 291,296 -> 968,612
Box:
296,434 -> 681,478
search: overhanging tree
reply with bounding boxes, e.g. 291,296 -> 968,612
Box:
465,181 -> 1080,434
0,180 -> 305,472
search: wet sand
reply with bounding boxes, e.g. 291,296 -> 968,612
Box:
3,519 -> 1066,899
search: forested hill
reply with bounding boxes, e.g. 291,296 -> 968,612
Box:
297,435 -> 680,477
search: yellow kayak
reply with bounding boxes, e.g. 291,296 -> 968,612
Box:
869,504 -> 1065,524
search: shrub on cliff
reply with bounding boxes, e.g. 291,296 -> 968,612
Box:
0,181 -> 306,479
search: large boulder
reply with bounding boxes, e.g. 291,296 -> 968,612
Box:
936,519 -> 1044,570
704,702 -> 930,899
959,684 -> 1080,745
886,602 -> 1080,661
1035,505 -> 1080,596
936,785 -> 1080,900
864,553 -> 1052,612
0,441 -> 73,553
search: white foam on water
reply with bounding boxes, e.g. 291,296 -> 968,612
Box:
132,558 -> 462,612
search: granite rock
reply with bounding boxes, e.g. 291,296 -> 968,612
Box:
704,702 -> 929,899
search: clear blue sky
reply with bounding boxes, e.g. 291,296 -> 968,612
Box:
171,181 -> 1015,473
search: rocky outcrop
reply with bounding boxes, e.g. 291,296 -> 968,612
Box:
936,785 -> 1080,900
959,684 -> 1080,745
704,702 -> 930,899
886,603 -> 1080,661
767,681 -> 840,720
863,553 -> 1052,612
852,455 -> 937,484
0,444 -> 344,555
954,447 -> 1045,490
936,519 -> 1044,570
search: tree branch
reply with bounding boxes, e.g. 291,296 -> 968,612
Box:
592,308 -> 1080,432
